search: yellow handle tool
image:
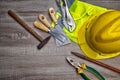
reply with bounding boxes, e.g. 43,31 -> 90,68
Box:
34,21 -> 49,32
39,14 -> 51,28
49,7 -> 57,24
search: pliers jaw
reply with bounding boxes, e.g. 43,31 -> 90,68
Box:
66,57 -> 81,69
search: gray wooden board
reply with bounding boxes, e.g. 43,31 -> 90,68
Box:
0,0 -> 120,80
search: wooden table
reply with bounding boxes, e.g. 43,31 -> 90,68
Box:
0,0 -> 120,80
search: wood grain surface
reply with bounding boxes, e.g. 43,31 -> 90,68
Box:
0,0 -> 120,80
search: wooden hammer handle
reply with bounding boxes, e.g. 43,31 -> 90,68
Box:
8,9 -> 43,41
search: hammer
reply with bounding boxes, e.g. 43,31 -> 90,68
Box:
8,10 -> 51,49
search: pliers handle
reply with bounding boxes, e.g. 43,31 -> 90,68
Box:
80,63 -> 105,80
77,67 -> 90,80
66,57 -> 105,80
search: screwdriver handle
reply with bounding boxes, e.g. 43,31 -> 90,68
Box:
34,21 -> 49,32
8,9 -> 43,41
39,14 -> 51,28
49,7 -> 57,24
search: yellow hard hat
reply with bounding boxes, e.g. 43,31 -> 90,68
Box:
78,10 -> 120,59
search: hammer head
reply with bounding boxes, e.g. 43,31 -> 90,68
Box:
37,35 -> 51,49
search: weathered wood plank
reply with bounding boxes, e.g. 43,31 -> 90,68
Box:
0,0 -> 120,80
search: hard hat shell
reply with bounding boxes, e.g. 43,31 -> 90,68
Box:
78,10 -> 120,59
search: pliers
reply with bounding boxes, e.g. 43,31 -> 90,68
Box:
66,57 -> 105,80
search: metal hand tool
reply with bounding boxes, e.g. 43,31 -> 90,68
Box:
63,0 -> 76,31
56,0 -> 76,32
8,10 -> 51,49
71,51 -> 120,74
34,19 -> 64,43
37,14 -> 66,43
48,7 -> 71,46
66,57 -> 105,80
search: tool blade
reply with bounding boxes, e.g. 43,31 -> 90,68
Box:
55,16 -> 71,46
55,19 -> 71,46
49,26 -> 66,42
